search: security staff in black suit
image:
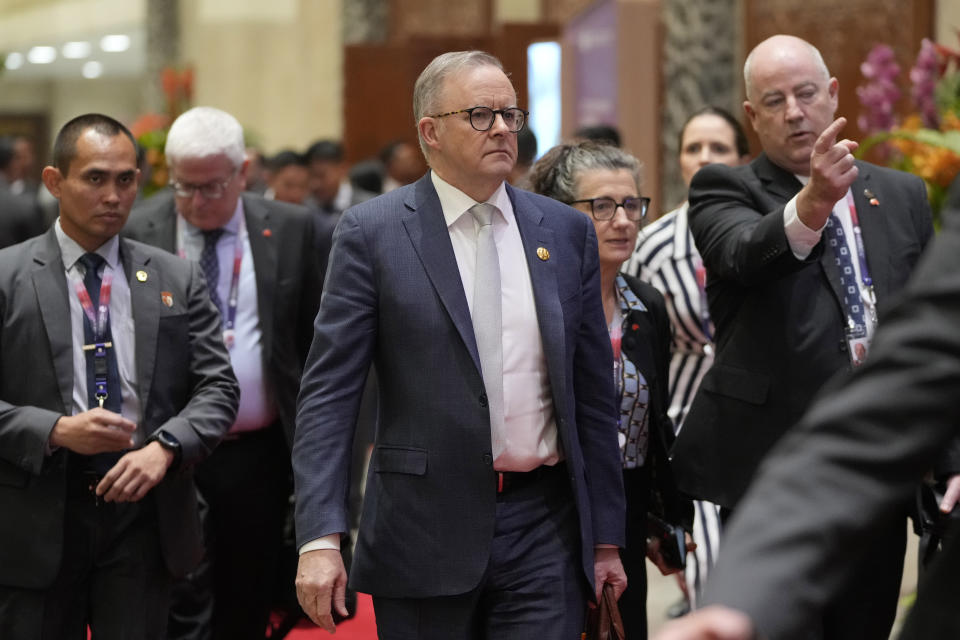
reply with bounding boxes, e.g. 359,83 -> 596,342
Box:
655,179 -> 960,640
670,35 -> 933,639
0,114 -> 239,639
125,106 -> 323,640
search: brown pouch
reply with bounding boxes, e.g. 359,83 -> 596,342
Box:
583,582 -> 625,640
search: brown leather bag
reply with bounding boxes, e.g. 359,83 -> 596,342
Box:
583,583 -> 626,640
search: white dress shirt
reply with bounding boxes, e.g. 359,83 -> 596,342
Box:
177,200 -> 277,435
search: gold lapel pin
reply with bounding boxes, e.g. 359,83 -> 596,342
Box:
537,247 -> 550,261
136,270 -> 148,282
161,291 -> 173,308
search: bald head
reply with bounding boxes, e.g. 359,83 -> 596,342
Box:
744,35 -> 830,102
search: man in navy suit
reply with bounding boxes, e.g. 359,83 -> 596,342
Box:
293,50 -> 627,638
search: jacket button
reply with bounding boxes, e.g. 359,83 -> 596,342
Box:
482,453 -> 493,465
479,393 -> 488,408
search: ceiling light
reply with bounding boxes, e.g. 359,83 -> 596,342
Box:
82,61 -> 103,79
100,34 -> 130,53
27,46 -> 57,64
63,41 -> 92,59
4,52 -> 24,70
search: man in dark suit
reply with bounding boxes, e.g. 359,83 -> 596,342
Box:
0,113 -> 239,638
669,35 -> 933,638
0,136 -> 45,248
305,139 -> 377,220
654,186 -> 960,640
294,50 -> 627,638
124,106 -> 324,640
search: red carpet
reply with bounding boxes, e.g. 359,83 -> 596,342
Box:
284,593 -> 378,639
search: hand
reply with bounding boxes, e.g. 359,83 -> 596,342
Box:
796,117 -> 859,230
940,474 -> 960,513
49,408 -> 136,455
593,545 -> 627,602
96,441 -> 173,502
296,549 -> 349,633
647,532 -> 697,576
653,605 -> 756,640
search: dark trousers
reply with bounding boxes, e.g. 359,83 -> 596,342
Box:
167,424 -> 290,640
373,464 -> 589,639
0,472 -> 170,640
618,465 -> 650,640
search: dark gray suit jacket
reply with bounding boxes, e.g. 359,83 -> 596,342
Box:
0,189 -> 44,249
0,230 -> 239,589
672,154 -> 933,508
701,195 -> 960,640
293,174 -> 626,598
124,190 -> 324,446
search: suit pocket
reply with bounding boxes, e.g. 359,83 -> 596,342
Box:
0,459 -> 29,488
373,445 -> 428,475
700,364 -> 769,405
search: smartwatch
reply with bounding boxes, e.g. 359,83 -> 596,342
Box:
147,430 -> 182,469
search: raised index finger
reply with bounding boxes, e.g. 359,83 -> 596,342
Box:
814,117 -> 847,154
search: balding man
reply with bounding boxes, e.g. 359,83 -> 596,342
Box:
293,50 -> 627,638
670,35 -> 934,638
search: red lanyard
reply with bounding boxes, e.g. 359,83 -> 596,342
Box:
75,267 -> 114,407
844,192 -> 876,304
178,215 -> 245,348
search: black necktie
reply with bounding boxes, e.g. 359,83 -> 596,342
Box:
200,229 -> 224,315
78,252 -> 123,472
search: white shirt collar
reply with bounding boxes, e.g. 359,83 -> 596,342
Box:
55,218 -> 121,271
430,170 -> 511,227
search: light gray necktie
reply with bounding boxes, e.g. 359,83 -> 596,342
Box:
470,203 -> 505,458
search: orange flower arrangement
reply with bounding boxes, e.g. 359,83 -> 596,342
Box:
129,67 -> 193,196
857,35 -> 960,220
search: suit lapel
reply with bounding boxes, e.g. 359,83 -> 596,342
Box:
32,230 -> 74,413
242,195 -> 276,358
122,239 -> 159,415
402,175 -> 481,370
145,193 -> 178,252
509,186 -> 566,402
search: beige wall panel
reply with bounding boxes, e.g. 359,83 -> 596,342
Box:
182,0 -> 342,153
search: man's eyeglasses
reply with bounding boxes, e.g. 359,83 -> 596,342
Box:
570,196 -> 650,221
428,106 -> 528,133
170,173 -> 237,200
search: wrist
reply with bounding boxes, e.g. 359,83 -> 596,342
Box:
146,430 -> 182,469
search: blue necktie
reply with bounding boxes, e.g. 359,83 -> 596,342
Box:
200,229 -> 224,316
78,253 -> 123,472
825,213 -> 866,337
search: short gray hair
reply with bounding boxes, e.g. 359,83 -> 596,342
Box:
413,50 -> 504,157
165,106 -> 246,169
527,141 -> 642,204
743,35 -> 830,101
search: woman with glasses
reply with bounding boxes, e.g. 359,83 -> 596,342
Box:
529,141 -> 691,640
626,107 -> 750,611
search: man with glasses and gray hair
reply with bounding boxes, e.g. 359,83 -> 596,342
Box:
293,50 -> 627,638
125,106 -> 325,640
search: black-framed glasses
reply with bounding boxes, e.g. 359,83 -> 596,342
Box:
570,196 -> 650,221
170,171 -> 237,200
428,106 -> 528,133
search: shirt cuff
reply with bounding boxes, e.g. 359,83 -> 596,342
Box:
595,543 -> 619,549
299,534 -> 341,555
783,195 -> 825,260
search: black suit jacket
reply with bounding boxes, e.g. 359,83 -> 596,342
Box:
701,193 -> 960,640
125,190 -> 325,446
672,154 -> 933,508
619,274 -> 689,527
0,230 -> 239,589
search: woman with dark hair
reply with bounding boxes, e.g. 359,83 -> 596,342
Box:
626,106 -> 750,609
529,141 -> 692,640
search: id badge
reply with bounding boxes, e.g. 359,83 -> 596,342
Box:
846,333 -> 870,368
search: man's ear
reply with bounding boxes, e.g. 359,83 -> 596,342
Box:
236,158 -> 251,191
743,101 -> 758,132
41,166 -> 63,199
418,117 -> 442,153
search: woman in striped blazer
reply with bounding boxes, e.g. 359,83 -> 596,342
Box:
625,106 -> 750,609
